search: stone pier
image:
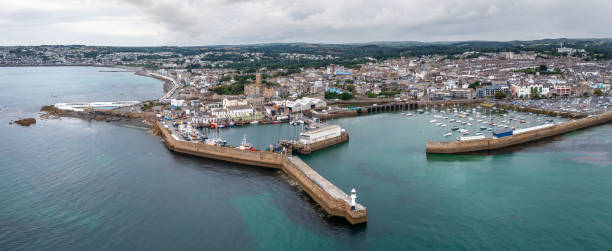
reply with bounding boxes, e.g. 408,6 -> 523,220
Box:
152,122 -> 367,225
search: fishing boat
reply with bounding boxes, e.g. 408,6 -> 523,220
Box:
238,134 -> 254,150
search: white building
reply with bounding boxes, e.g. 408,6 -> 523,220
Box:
299,125 -> 342,144
170,99 -> 185,107
285,97 -> 326,112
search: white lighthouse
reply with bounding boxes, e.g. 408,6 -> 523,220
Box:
350,188 -> 357,210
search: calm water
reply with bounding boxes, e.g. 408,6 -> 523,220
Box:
1,67 -> 612,250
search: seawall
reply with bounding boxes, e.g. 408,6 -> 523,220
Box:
295,132 -> 350,154
152,122 -> 367,224
426,112 -> 612,154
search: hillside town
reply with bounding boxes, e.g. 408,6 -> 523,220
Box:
3,45 -> 611,126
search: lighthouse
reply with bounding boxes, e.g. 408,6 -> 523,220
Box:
350,188 -> 357,210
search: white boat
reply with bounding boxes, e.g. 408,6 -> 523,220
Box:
441,124 -> 447,127
250,121 -> 259,124
444,132 -> 453,137
406,113 -> 414,117
238,134 -> 254,150
436,122 -> 443,126
429,119 -> 437,123
459,129 -> 469,135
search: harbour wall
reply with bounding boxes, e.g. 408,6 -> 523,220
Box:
297,132 -> 350,154
426,111 -> 612,154
152,122 -> 367,224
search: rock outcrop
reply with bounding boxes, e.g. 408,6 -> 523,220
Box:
14,118 -> 36,126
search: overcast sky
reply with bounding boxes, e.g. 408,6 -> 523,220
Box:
1,0 -> 611,46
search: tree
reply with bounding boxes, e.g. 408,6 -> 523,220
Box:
346,84 -> 355,92
538,64 -> 548,72
594,89 -> 604,96
530,88 -> 540,99
494,90 -> 507,99
341,92 -> 354,100
468,81 -> 481,90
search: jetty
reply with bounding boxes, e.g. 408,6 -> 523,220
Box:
152,121 -> 367,225
279,124 -> 350,154
426,111 -> 612,154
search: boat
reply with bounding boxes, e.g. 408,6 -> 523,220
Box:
238,134 -> 254,150
451,126 -> 459,131
429,119 -> 437,123
417,109 -> 424,113
440,124 -> 447,127
467,122 -> 472,126
459,129 -> 469,135
250,121 -> 259,124
444,132 -> 453,137
271,121 -> 281,124
480,126 -> 487,130
493,127 -> 513,138
406,113 -> 414,117
436,122 -> 442,126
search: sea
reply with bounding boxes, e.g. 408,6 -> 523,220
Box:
1,66 -> 611,250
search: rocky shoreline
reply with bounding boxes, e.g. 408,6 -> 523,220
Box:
40,105 -> 156,128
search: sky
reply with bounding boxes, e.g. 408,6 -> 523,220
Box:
1,0 -> 611,46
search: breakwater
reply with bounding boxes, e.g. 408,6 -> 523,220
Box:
279,131 -> 350,154
152,122 -> 367,224
426,111 -> 612,154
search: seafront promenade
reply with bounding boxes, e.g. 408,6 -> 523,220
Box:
148,72 -> 180,101
152,121 -> 367,225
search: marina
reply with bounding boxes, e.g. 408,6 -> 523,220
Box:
3,67 -> 612,250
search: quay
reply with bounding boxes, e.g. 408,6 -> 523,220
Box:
426,111 -> 612,154
152,121 -> 367,225
279,124 -> 350,154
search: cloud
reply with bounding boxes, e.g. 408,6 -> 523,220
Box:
0,0 -> 611,45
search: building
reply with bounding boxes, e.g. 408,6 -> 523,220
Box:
449,89 -> 474,99
285,97 -> 327,112
299,125 -> 342,144
477,84 -> 509,98
553,85 -> 572,96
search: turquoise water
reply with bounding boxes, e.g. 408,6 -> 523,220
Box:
1,67 -> 611,250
